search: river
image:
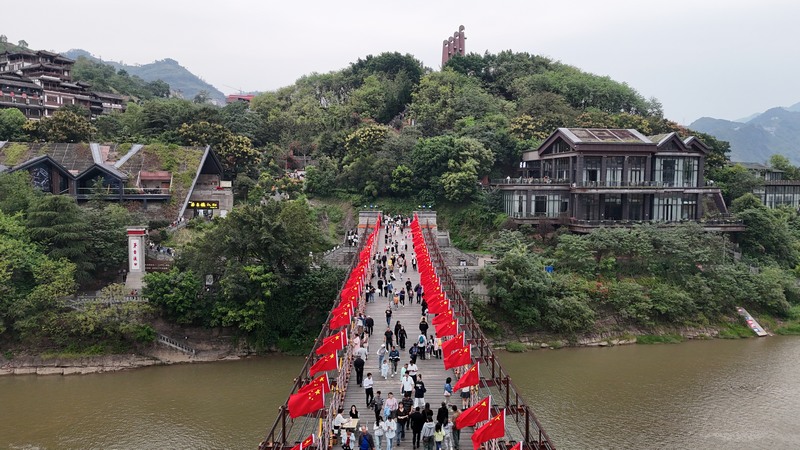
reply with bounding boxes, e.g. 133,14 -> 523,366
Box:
2,337 -> 799,449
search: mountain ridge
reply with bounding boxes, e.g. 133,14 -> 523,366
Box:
690,103 -> 800,164
63,49 -> 226,104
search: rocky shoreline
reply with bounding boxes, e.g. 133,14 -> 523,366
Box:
0,325 -> 739,376
489,325 -> 725,350
0,344 -> 249,376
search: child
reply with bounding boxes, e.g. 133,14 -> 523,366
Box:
381,358 -> 390,380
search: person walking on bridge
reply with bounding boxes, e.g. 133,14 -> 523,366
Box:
359,425 -> 375,450
364,373 -> 375,407
389,345 -> 400,376
409,407 -> 425,449
354,354 -> 365,386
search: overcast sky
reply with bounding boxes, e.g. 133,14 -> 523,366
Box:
5,0 -> 799,125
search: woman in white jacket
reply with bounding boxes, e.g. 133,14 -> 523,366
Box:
374,416 -> 385,450
383,415 -> 398,450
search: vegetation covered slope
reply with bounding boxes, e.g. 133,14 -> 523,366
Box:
6,47 -> 800,350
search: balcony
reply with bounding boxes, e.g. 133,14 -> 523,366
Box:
75,187 -> 171,200
567,218 -> 745,233
491,178 -> 570,185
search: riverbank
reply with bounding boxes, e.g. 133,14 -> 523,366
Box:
490,324 -> 738,351
0,340 -> 250,376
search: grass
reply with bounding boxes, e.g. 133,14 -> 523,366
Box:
775,322 -> 800,335
505,341 -> 526,352
718,324 -> 753,339
636,334 -> 683,344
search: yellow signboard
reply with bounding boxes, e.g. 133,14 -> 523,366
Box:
188,201 -> 219,209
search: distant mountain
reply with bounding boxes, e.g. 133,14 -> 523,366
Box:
63,49 -> 225,104
690,106 -> 800,165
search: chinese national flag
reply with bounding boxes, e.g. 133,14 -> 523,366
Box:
453,363 -> 479,390
442,333 -> 465,357
444,344 -> 471,369
290,434 -> 316,450
508,442 -> 522,450
435,319 -> 458,338
315,330 -> 346,355
329,306 -> 352,329
455,395 -> 492,429
427,298 -> 450,315
432,310 -> 453,325
471,411 -> 506,450
309,352 -> 338,377
299,374 -> 330,395
288,385 -> 326,418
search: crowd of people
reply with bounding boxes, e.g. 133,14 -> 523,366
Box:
341,214 -> 471,450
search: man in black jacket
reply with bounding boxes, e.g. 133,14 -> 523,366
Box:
354,354 -> 365,386
436,401 -> 449,426
365,316 -> 375,336
409,406 -> 425,449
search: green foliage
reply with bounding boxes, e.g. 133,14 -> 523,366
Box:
28,110 -> 97,143
708,163 -> 764,204
774,323 -> 800,335
505,342 -> 526,352
718,323 -> 753,339
71,56 -> 171,100
636,334 -> 683,344
0,171 -> 40,215
26,194 -> 93,282
0,108 -> 27,141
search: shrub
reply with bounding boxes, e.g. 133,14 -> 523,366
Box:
505,341 -> 526,352
636,334 -> 683,344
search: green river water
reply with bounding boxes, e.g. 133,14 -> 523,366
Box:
2,337 -> 799,449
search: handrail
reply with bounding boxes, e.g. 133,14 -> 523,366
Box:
422,224 -> 556,450
259,219 -> 378,450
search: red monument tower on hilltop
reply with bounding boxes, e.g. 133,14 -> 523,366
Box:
442,25 -> 466,66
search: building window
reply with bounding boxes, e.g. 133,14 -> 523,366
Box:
682,195 -> 697,220
628,156 -> 646,185
584,157 -> 601,183
606,156 -> 624,186
628,194 -> 643,220
534,196 -> 546,216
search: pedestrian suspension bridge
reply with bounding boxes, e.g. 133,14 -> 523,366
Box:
259,211 -> 555,450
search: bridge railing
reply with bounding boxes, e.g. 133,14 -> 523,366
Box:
260,219 -> 378,450
423,224 -> 556,450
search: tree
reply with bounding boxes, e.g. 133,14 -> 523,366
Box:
0,108 -> 27,140
0,172 -> 40,215
769,154 -> 800,180
709,163 -> 763,204
26,194 -> 92,282
179,121 -> 261,178
35,110 -> 97,143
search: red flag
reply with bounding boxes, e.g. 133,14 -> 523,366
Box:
329,306 -> 352,329
455,395 -> 492,429
508,442 -> 522,450
290,434 -> 316,450
444,344 -> 471,369
471,411 -> 505,450
299,374 -> 331,395
309,352 -> 338,377
453,363 -> 479,390
427,298 -> 451,315
288,385 -> 326,418
315,330 -> 346,355
435,318 -> 458,338
442,333 -> 465,357
432,310 -> 453,325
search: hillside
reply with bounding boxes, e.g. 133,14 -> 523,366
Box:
691,103 -> 800,164
63,49 -> 225,104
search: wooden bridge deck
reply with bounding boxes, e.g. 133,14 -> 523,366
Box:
339,223 -> 474,447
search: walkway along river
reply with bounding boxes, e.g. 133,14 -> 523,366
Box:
2,337 -> 800,449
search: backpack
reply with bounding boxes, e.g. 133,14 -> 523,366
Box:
419,335 -> 425,345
